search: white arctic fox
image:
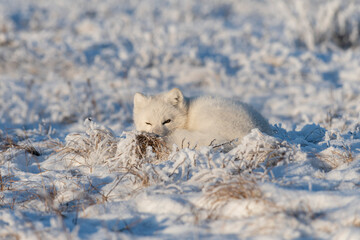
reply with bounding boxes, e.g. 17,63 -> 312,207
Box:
133,88 -> 272,149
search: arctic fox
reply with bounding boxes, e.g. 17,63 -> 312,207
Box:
133,88 -> 272,149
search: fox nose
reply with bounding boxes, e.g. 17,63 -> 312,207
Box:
152,126 -> 166,136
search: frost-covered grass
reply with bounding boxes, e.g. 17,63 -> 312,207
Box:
1,0 -> 360,239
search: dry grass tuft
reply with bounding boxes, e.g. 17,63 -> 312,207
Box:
316,145 -> 354,169
135,132 -> 170,162
0,172 -> 15,191
117,132 -> 169,187
203,175 -> 264,216
126,167 -> 153,187
206,176 -> 262,201
0,136 -> 41,156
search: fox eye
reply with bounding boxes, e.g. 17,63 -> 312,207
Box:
162,119 -> 171,125
145,122 -> 152,126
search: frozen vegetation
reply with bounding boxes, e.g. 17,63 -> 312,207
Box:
0,0 -> 360,239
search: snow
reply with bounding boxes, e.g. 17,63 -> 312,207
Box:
1,0 -> 360,239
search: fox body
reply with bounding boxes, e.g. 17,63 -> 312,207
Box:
133,88 -> 272,149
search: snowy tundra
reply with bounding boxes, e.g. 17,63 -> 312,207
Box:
1,0 -> 360,239
134,88 -> 272,149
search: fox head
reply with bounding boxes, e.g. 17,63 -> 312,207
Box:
133,88 -> 188,136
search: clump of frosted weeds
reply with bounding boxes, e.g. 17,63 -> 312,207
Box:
317,145 -> 354,169
113,131 -> 170,186
0,135 -> 41,157
134,132 -> 170,163
201,174 -> 274,220
228,129 -> 301,173
56,118 -> 170,185
56,118 -> 117,172
0,128 -> 52,164
114,132 -> 169,167
204,175 -> 263,205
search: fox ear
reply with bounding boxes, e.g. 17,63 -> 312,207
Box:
134,92 -> 148,108
166,88 -> 184,106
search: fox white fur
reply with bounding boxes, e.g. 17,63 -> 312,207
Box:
133,88 -> 272,149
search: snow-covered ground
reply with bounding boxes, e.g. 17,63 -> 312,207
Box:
1,0 -> 360,239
